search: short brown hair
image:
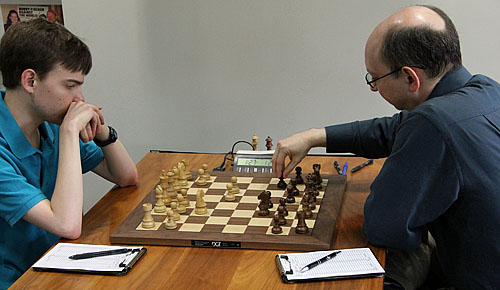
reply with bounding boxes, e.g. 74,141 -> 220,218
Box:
380,5 -> 462,79
0,18 -> 92,89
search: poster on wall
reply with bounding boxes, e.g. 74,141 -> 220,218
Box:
1,4 -> 64,32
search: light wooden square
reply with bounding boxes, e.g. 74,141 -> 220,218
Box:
248,217 -> 272,226
209,182 -> 228,190
270,177 -> 289,184
247,183 -> 269,190
236,177 -> 253,184
204,195 -> 223,203
215,202 -> 238,210
206,216 -> 231,225
239,196 -> 259,203
231,210 -> 256,218
178,223 -> 204,232
222,225 -> 247,234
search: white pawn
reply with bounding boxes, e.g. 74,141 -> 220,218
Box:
225,184 -> 236,201
231,176 -> 240,194
195,189 -> 208,215
171,201 -> 181,221
164,210 -> 177,230
141,203 -> 155,229
202,164 -> 211,180
196,169 -> 208,186
177,195 -> 187,213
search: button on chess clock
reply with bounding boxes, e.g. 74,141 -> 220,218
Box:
233,150 -> 274,173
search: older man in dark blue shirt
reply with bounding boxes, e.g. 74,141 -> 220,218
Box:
273,5 -> 500,290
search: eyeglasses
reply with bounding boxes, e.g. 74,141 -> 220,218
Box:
365,66 -> 425,89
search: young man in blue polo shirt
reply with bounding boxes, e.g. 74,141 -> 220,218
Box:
0,19 -> 138,289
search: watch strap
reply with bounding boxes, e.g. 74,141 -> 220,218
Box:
94,125 -> 118,147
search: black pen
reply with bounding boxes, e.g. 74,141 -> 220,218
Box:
300,250 -> 341,273
68,248 -> 137,260
350,159 -> 373,173
333,160 -> 342,174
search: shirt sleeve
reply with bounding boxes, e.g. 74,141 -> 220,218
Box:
0,156 -> 47,227
363,112 -> 461,251
79,140 -> 104,173
325,112 -> 407,158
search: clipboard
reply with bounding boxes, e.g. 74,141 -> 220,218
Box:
275,248 -> 385,283
32,243 -> 147,276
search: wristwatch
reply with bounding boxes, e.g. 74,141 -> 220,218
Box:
94,125 -> 118,147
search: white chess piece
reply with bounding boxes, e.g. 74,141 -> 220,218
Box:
195,189 -> 207,214
141,203 -> 155,229
196,169 -> 208,186
231,176 -> 240,194
164,210 -> 177,230
225,184 -> 235,201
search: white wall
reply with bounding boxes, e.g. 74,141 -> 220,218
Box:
59,0 -> 500,212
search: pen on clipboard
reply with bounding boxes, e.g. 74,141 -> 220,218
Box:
68,248 -> 139,260
300,251 -> 341,273
350,159 -> 373,173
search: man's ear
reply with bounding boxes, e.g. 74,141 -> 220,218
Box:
20,69 -> 37,94
401,66 -> 420,92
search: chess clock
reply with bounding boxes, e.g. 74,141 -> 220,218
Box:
233,150 -> 274,173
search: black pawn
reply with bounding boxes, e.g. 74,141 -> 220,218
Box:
295,167 -> 304,184
286,185 -> 296,204
277,176 -> 287,189
290,178 -> 300,196
279,198 -> 288,216
272,215 -> 282,234
295,211 -> 309,234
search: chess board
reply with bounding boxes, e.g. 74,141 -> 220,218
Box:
110,171 -> 347,251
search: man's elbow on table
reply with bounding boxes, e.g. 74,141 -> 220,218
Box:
363,218 -> 422,251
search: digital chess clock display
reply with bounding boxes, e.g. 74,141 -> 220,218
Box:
233,150 -> 274,173
236,157 -> 272,167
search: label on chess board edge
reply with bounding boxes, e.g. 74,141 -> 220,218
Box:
192,240 -> 241,248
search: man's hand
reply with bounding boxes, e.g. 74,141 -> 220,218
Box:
272,128 -> 327,178
61,101 -> 104,142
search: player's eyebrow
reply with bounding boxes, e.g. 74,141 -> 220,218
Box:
65,79 -> 84,85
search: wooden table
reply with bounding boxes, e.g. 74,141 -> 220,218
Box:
10,152 -> 386,290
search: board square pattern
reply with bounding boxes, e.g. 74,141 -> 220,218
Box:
110,171 -> 347,251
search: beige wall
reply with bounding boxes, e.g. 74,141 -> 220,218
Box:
57,0 -> 500,213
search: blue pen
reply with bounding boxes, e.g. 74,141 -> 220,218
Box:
342,162 -> 348,175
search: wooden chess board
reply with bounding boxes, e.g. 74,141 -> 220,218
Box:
110,171 -> 347,251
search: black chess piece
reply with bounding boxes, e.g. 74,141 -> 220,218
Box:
313,164 -> 322,189
277,176 -> 287,189
286,185 -> 296,204
277,211 -> 286,225
272,215 -> 283,234
295,211 -> 309,234
265,136 -> 273,150
290,178 -> 300,196
267,190 -> 273,208
295,167 -> 304,184
279,198 -> 288,216
258,191 -> 270,216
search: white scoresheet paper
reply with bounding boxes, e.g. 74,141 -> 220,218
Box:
33,243 -> 144,272
277,248 -> 385,281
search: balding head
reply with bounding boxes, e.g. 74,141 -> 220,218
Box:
366,5 -> 461,79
